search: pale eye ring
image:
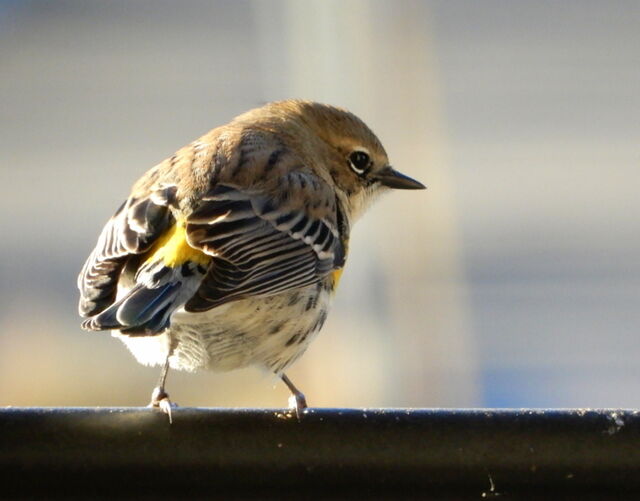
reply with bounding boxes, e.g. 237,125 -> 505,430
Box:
348,149 -> 371,175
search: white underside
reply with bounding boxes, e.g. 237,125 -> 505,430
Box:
113,282 -> 333,374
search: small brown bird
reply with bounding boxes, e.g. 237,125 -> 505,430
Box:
78,100 -> 425,419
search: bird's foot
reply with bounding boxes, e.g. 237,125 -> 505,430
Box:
288,391 -> 308,420
148,386 -> 177,424
280,373 -> 308,420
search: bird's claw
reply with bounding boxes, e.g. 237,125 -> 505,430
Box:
148,387 -> 177,424
288,392 -> 308,420
157,397 -> 176,424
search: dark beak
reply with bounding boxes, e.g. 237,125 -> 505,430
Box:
375,166 -> 426,190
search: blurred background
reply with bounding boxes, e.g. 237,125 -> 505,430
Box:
1,0 -> 638,409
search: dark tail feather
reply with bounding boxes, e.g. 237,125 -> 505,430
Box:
81,282 -> 181,336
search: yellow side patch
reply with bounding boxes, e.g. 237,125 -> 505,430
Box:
144,220 -> 211,268
331,268 -> 344,290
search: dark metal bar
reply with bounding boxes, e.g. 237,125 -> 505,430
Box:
1,408 -> 640,499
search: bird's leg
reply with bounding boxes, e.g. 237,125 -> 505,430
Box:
148,356 -> 176,423
280,373 -> 307,419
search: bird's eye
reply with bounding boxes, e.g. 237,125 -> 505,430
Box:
348,150 -> 371,175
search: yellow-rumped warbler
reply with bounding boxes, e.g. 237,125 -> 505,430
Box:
78,100 -> 425,419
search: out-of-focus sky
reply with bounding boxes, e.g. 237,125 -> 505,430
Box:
1,0 -> 638,409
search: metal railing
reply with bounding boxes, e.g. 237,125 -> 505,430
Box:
2,408 -> 639,499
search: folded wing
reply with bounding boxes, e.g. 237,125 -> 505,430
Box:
185,178 -> 345,312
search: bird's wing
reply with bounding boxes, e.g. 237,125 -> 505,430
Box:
77,185 -> 177,317
184,174 -> 345,312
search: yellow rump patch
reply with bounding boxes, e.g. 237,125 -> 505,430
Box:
144,220 -> 210,268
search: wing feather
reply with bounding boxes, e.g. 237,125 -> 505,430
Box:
77,194 -> 173,317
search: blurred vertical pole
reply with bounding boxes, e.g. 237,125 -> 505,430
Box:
253,0 -> 479,406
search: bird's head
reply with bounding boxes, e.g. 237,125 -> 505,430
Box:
238,100 -> 426,223
280,100 -> 426,221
